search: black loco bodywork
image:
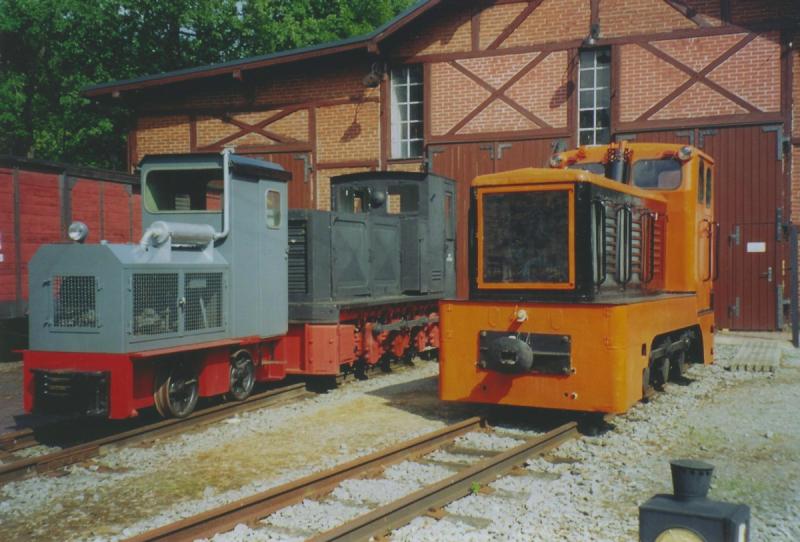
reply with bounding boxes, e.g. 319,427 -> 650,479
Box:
288,172 -> 457,322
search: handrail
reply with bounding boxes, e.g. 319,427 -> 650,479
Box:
593,200 -> 607,287
616,205 -> 633,286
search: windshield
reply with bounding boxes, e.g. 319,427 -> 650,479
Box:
145,169 -> 223,212
632,159 -> 682,189
481,190 -> 570,285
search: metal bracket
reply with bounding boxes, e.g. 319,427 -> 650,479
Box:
425,146 -> 445,172
675,130 -> 695,146
496,143 -> 512,161
479,143 -> 495,160
730,297 -> 741,319
761,125 -> 790,161
730,225 -> 740,246
551,138 -> 568,154
776,207 -> 784,241
293,154 -> 312,183
697,128 -> 717,149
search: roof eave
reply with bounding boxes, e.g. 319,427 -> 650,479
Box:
83,0 -> 443,99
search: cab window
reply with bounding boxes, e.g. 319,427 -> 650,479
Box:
632,159 -> 682,190
698,161 -> 705,203
705,166 -> 712,208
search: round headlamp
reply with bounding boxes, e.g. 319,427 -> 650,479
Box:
67,221 -> 89,243
677,146 -> 694,161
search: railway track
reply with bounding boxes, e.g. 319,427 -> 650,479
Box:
125,418 -> 579,542
0,383 -> 311,485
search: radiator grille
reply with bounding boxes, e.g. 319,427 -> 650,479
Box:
132,273 -> 178,336
184,272 -> 223,331
288,220 -> 308,295
52,275 -> 99,328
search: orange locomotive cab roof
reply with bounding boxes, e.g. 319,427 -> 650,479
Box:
557,142 -> 714,166
471,166 -> 668,204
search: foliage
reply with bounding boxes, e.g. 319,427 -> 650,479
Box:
0,0 -> 416,169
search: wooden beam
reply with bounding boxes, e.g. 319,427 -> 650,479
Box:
635,34 -> 760,122
487,0 -> 545,50
446,53 -> 552,135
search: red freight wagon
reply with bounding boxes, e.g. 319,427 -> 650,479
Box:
0,156 -> 139,361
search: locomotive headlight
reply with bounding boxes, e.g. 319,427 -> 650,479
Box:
677,146 -> 694,161
67,221 -> 89,243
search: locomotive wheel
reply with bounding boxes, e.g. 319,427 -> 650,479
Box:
228,350 -> 256,401
650,357 -> 670,390
154,365 -> 199,418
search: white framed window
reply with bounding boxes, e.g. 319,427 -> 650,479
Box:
578,48 -> 611,146
390,65 -> 424,159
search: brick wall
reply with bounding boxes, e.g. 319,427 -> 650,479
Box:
316,102 -> 380,163
392,3 -> 472,57
502,0 -> 588,48
619,31 -> 781,123
600,0 -> 696,38
430,50 -> 568,136
136,116 -> 191,158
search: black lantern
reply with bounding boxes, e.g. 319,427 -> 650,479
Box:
639,459 -> 750,542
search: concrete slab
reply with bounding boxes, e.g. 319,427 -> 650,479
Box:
715,331 -> 800,372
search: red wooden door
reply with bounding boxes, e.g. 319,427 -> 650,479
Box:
243,152 -> 313,209
493,139 -> 554,171
429,143 -> 494,297
703,126 -> 786,330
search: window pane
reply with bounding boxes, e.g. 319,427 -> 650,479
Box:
394,84 -> 407,103
596,87 -> 611,108
401,123 -> 409,140
482,190 -> 570,284
580,130 -> 594,145
596,128 -> 611,144
580,69 -> 594,88
596,67 -> 610,88
597,50 -> 611,65
580,110 -> 594,129
596,108 -> 610,128
265,190 -> 281,228
580,90 -> 594,109
580,50 -> 595,65
410,103 -> 423,122
409,140 -> 424,158
706,169 -> 712,207
632,159 -> 682,189
410,122 -> 423,140
410,84 -> 423,102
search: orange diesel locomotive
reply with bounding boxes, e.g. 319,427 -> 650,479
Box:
439,143 -> 716,414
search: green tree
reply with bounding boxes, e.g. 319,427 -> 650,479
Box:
0,0 -> 415,169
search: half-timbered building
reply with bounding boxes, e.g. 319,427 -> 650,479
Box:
86,0 -> 799,331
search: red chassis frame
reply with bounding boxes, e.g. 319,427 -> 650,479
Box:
23,301 -> 441,419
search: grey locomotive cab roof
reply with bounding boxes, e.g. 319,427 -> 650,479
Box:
139,152 -> 291,183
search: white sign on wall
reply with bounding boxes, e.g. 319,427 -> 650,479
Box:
746,242 -> 766,253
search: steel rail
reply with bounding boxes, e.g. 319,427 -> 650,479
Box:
310,421 -> 580,542
0,383 -> 310,485
0,428 -> 37,453
124,417 -> 485,542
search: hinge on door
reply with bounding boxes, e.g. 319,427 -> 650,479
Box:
730,297 -> 741,319
697,129 -> 717,149
479,143 -> 495,160
293,154 -> 312,183
761,125 -> 790,161
729,225 -> 741,246
551,139 -> 568,154
776,207 -> 784,241
425,145 -> 444,172
496,143 -> 512,161
675,130 -> 695,146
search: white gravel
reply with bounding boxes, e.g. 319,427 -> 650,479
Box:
393,342 -> 800,542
